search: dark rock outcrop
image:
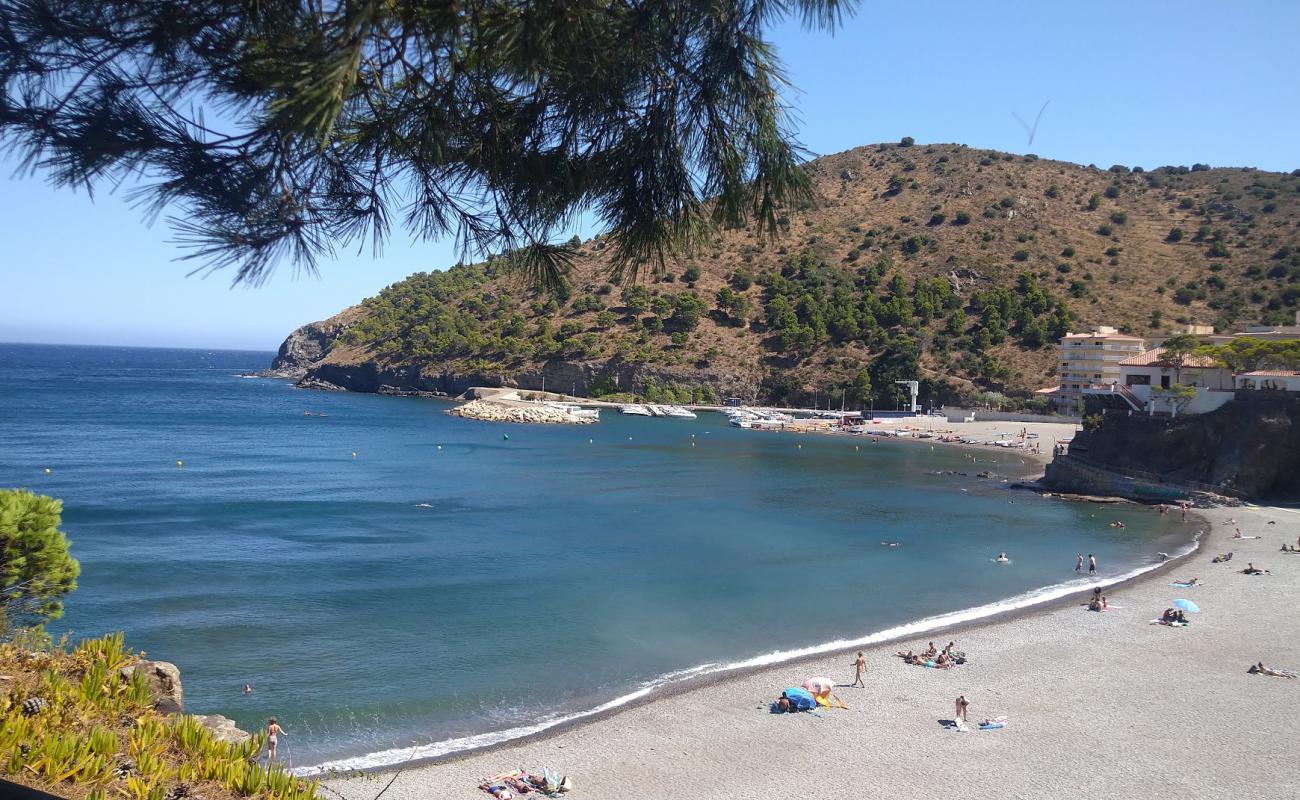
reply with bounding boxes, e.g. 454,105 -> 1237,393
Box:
120,660 -> 183,715
261,306 -> 363,379
1044,394 -> 1300,501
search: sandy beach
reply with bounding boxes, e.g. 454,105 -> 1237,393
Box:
323,503 -> 1300,800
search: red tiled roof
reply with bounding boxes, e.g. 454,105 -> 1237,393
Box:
1239,370 -> 1300,377
1118,348 -> 1221,368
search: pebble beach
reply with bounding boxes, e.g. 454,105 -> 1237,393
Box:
324,503 -> 1300,800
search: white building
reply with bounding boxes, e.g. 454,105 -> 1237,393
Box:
1236,371 -> 1300,392
1117,348 -> 1235,416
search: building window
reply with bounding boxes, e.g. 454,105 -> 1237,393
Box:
1126,375 -> 1150,386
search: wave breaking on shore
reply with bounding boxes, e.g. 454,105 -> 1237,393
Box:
300,530 -> 1201,776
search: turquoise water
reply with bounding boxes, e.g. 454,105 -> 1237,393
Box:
0,343 -> 1192,768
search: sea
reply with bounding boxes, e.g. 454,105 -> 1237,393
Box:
0,343 -> 1196,770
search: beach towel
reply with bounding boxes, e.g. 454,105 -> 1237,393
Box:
1170,582 -> 1200,588
1149,619 -> 1188,627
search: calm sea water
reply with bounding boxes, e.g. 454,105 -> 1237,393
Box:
0,343 -> 1193,768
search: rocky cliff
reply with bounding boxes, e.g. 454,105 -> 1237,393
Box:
1044,394 -> 1300,501
261,305 -> 364,379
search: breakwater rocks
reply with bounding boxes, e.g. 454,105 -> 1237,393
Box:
447,400 -> 596,424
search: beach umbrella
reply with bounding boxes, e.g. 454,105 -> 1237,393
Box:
1173,598 -> 1201,613
802,677 -> 835,695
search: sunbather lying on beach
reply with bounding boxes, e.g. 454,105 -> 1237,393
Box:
1176,577 -> 1200,586
1248,662 -> 1297,678
1211,552 -> 1234,563
1240,563 -> 1270,575
480,782 -> 514,799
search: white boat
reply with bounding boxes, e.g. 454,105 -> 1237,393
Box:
620,404 -> 653,416
646,404 -> 666,417
545,402 -> 600,420
661,406 -> 697,419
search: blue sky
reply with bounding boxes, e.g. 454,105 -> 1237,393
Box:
2,0 -> 1297,351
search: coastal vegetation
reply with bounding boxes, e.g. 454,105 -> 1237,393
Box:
0,632 -> 321,800
284,144 -> 1300,408
1,490 -> 321,800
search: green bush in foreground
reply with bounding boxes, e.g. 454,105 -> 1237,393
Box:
1,489 -> 80,631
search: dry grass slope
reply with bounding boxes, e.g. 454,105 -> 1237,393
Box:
322,143 -> 1300,402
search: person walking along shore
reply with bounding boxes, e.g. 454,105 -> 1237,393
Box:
850,651 -> 866,688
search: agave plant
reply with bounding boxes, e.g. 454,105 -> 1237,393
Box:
170,713 -> 213,754
79,660 -> 110,706
74,632 -> 133,673
125,670 -> 155,708
123,774 -> 167,800
130,717 -> 168,760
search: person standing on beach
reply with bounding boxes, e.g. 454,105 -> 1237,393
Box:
1075,553 -> 1084,573
1088,554 -> 1097,575
955,695 -> 969,722
266,718 -> 286,764
850,651 -> 867,688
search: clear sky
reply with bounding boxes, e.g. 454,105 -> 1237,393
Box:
2,0 -> 1297,351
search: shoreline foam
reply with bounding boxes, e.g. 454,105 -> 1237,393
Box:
303,520 -> 1203,775
323,504 -> 1299,800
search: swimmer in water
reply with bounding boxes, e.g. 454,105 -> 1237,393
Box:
996,552 -> 1009,563
243,683 -> 253,695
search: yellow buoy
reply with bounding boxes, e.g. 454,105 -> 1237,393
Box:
43,467 -> 51,475
351,452 -> 357,458
176,460 -> 183,468
437,445 -> 443,451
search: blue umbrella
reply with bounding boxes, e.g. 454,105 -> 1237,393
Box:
1174,598 -> 1201,613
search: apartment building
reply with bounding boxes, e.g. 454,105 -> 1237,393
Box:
1055,327 -> 1146,406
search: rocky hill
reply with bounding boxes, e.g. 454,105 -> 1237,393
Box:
268,141 -> 1300,407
